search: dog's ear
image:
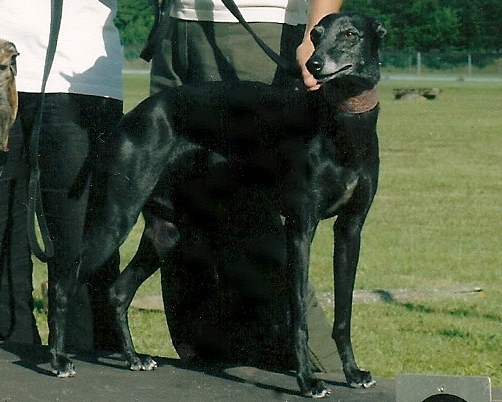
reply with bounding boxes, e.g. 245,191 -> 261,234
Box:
6,42 -> 18,75
372,19 -> 387,40
310,25 -> 325,47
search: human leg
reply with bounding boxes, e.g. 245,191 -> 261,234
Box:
0,118 -> 41,344
22,93 -> 122,351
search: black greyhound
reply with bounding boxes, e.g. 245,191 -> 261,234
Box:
49,12 -> 386,398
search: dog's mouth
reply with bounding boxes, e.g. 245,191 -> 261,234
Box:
314,64 -> 353,83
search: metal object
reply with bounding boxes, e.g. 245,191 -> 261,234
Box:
396,374 -> 492,402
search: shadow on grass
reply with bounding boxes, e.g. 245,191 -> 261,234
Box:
370,289 -> 501,323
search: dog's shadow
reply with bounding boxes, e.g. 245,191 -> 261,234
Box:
149,356 -> 349,397
1,342 -> 54,376
0,342 -> 128,377
0,343 -> 346,396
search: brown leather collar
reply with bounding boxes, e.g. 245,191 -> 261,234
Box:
339,86 -> 378,114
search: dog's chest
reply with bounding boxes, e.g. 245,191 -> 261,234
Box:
323,172 -> 359,217
308,134 -> 362,217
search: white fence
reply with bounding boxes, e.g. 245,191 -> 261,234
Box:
380,51 -> 502,78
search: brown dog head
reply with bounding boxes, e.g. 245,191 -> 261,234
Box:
0,39 -> 19,152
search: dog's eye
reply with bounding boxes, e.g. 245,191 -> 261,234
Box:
343,31 -> 357,40
310,26 -> 325,45
0,65 -> 8,71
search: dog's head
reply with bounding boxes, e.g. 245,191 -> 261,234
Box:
306,12 -> 386,89
0,39 -> 19,152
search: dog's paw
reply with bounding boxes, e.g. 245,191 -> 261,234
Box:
345,368 -> 375,389
129,355 -> 157,371
51,356 -> 76,378
303,379 -> 331,399
140,355 -> 158,371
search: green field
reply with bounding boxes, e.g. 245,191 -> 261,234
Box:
33,75 -> 502,385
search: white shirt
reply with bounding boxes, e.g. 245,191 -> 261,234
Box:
170,0 -> 308,25
0,0 -> 123,100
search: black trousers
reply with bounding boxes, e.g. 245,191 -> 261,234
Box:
0,129 -> 40,344
1,93 -> 123,350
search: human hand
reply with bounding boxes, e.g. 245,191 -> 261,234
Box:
296,38 -> 321,91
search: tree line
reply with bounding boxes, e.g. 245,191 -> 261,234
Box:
116,0 -> 502,56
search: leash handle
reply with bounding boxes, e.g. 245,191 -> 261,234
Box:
140,0 -> 173,62
27,0 -> 63,262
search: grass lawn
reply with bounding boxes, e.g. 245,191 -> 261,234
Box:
32,74 -> 502,385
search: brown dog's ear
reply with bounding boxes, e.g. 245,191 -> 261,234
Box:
372,19 -> 387,40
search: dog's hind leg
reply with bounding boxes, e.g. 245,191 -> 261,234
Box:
79,106 -> 178,274
80,169 -> 160,273
109,238 -> 160,371
109,212 -> 179,371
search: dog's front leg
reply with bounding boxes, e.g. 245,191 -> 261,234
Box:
286,212 -> 330,398
332,214 -> 375,388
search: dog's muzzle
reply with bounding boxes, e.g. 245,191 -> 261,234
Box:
305,56 -> 353,84
306,55 -> 354,83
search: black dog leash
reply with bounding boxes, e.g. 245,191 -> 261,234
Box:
140,0 -> 172,62
141,0 -> 300,76
27,0 -> 63,262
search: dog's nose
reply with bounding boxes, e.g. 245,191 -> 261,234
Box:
306,56 -> 324,74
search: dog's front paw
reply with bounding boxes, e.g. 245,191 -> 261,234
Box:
303,379 -> 331,399
344,367 -> 375,389
129,355 -> 157,371
51,355 -> 76,378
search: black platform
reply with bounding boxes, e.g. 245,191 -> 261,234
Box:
0,343 -> 393,401
0,343 -> 500,401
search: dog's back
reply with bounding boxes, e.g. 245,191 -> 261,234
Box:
125,81 -> 316,155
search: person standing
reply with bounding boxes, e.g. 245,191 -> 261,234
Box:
150,0 -> 343,92
0,0 -> 123,351
146,0 -> 345,372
